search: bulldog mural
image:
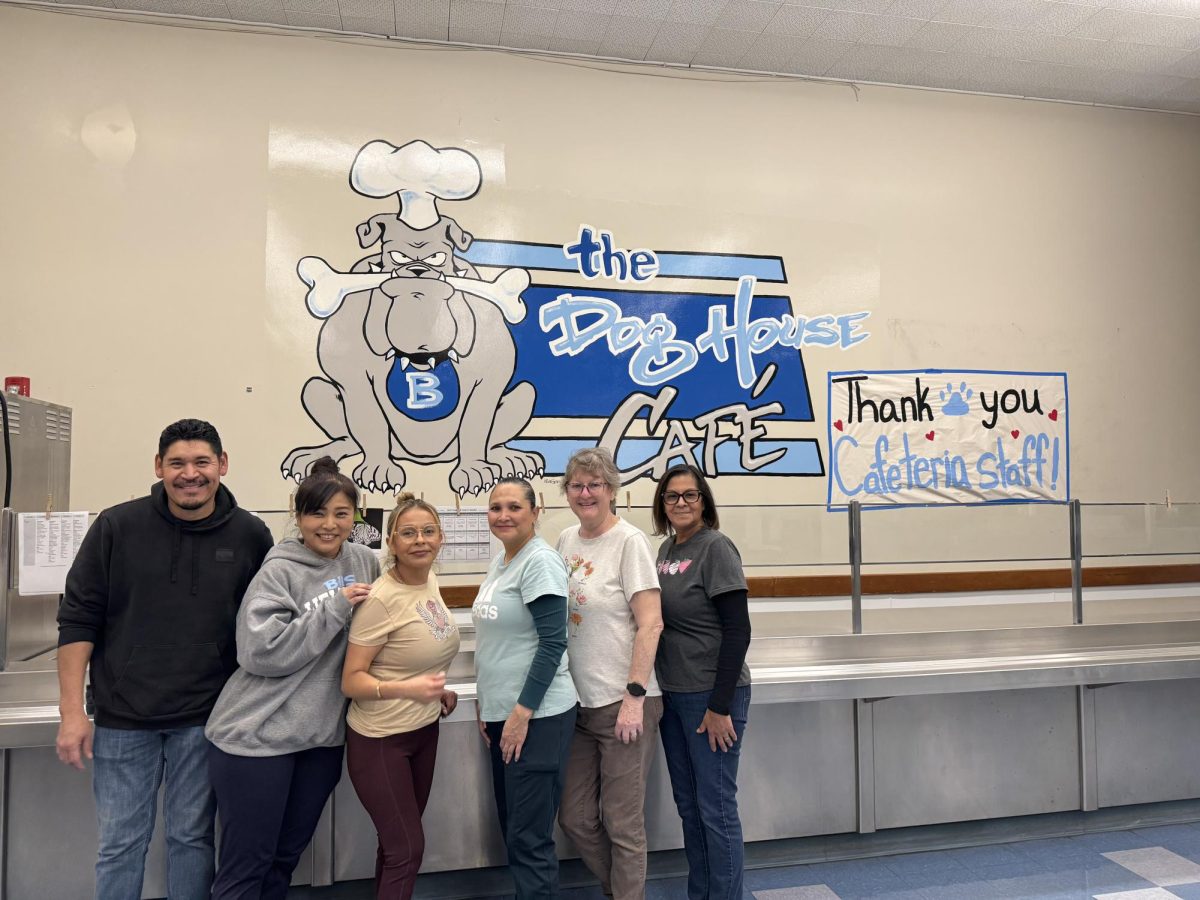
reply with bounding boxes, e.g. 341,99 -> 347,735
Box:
281,139 -> 544,495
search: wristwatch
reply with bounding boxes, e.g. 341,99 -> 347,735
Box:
625,681 -> 647,697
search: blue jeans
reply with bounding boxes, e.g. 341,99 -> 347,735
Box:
659,686 -> 751,900
92,725 -> 215,900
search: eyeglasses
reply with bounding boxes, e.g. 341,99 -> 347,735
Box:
393,526 -> 440,542
663,490 -> 702,506
566,481 -> 608,495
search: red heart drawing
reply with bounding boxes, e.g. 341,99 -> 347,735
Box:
1048,409 -> 1058,421
833,420 -> 844,432
1011,429 -> 1020,439
925,431 -> 935,441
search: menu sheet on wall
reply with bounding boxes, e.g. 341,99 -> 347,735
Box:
434,506 -> 497,564
18,512 -> 90,595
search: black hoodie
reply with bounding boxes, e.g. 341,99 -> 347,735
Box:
58,482 -> 274,729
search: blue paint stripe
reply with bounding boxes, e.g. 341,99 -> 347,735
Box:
510,438 -> 823,477
463,241 -> 786,282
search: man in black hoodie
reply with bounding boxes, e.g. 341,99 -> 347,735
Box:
56,419 -> 274,900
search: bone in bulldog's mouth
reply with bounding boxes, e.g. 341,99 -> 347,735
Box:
383,348 -> 460,371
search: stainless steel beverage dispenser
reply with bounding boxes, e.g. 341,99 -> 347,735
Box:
0,392 -> 72,669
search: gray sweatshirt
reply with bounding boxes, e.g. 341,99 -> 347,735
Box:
205,537 -> 380,756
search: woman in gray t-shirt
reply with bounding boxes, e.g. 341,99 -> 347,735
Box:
651,464 -> 751,900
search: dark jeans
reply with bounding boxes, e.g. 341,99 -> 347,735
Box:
346,721 -> 440,900
485,705 -> 577,899
207,743 -> 344,900
659,686 -> 751,900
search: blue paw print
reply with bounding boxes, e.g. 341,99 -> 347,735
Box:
940,382 -> 972,416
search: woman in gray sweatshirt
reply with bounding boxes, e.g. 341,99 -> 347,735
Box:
205,457 -> 380,900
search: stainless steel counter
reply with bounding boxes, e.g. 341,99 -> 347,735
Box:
4,614 -> 1200,898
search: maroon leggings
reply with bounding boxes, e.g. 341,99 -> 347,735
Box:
346,720 -> 440,900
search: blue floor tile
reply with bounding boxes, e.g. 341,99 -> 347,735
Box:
1010,835 -> 1110,865
1167,883 -> 1200,900
1065,829 -> 1151,853
880,851 -> 970,878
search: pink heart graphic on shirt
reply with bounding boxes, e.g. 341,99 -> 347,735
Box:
678,560 -> 692,573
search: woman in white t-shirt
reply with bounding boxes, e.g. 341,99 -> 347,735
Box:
341,494 -> 460,900
555,448 -> 663,900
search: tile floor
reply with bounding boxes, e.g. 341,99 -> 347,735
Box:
547,822 -> 1200,900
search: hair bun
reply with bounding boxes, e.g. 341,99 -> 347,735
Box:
394,491 -> 416,504
307,456 -> 340,478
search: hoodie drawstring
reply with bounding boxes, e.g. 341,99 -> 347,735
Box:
170,523 -> 182,585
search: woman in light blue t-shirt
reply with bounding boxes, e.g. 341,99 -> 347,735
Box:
473,476 -> 577,899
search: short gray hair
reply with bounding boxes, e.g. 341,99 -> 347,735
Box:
563,447 -> 621,501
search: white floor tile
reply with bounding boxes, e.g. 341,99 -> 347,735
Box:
1104,846 -> 1200,886
754,885 -> 842,900
1093,888 -> 1184,900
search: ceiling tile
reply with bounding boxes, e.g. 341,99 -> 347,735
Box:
597,40 -> 653,59
1033,2 -> 1101,36
449,0 -> 503,33
887,0 -> 948,18
715,0 -> 781,33
614,0 -> 671,18
823,43 -> 937,81
903,19 -> 973,51
449,25 -> 503,42
284,0 -> 336,14
1156,77 -> 1200,104
285,9 -> 341,26
1072,8 -> 1200,48
933,0 -> 999,26
691,26 -> 759,65
395,0 -> 447,29
340,0 -> 389,18
666,0 -> 728,26
739,30 -> 808,70
165,0 -> 232,14
554,10 -> 609,40
547,36 -> 603,53
764,4 -> 830,36
397,20 -> 449,39
982,0 -> 1048,30
503,4 -> 557,36
1026,34 -> 1107,66
782,35 -> 853,74
1167,49 -> 1200,76
341,13 -> 394,32
558,0 -> 617,11
1110,0 -> 1200,17
498,30 -> 552,49
602,14 -> 661,48
812,10 -> 874,42
807,0 -> 892,11
854,14 -> 926,46
226,0 -> 291,24
952,26 -> 1051,60
647,21 -> 709,62
1091,41 -> 1189,73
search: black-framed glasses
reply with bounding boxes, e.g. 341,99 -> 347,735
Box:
663,490 -> 702,505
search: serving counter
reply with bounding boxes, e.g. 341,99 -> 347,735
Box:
4,607 -> 1200,899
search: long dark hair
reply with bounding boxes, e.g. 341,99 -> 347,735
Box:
294,457 -> 359,516
651,464 -> 719,536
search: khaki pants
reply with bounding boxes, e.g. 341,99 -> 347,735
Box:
558,696 -> 663,900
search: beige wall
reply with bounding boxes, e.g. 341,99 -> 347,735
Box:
2,5 -> 1199,531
